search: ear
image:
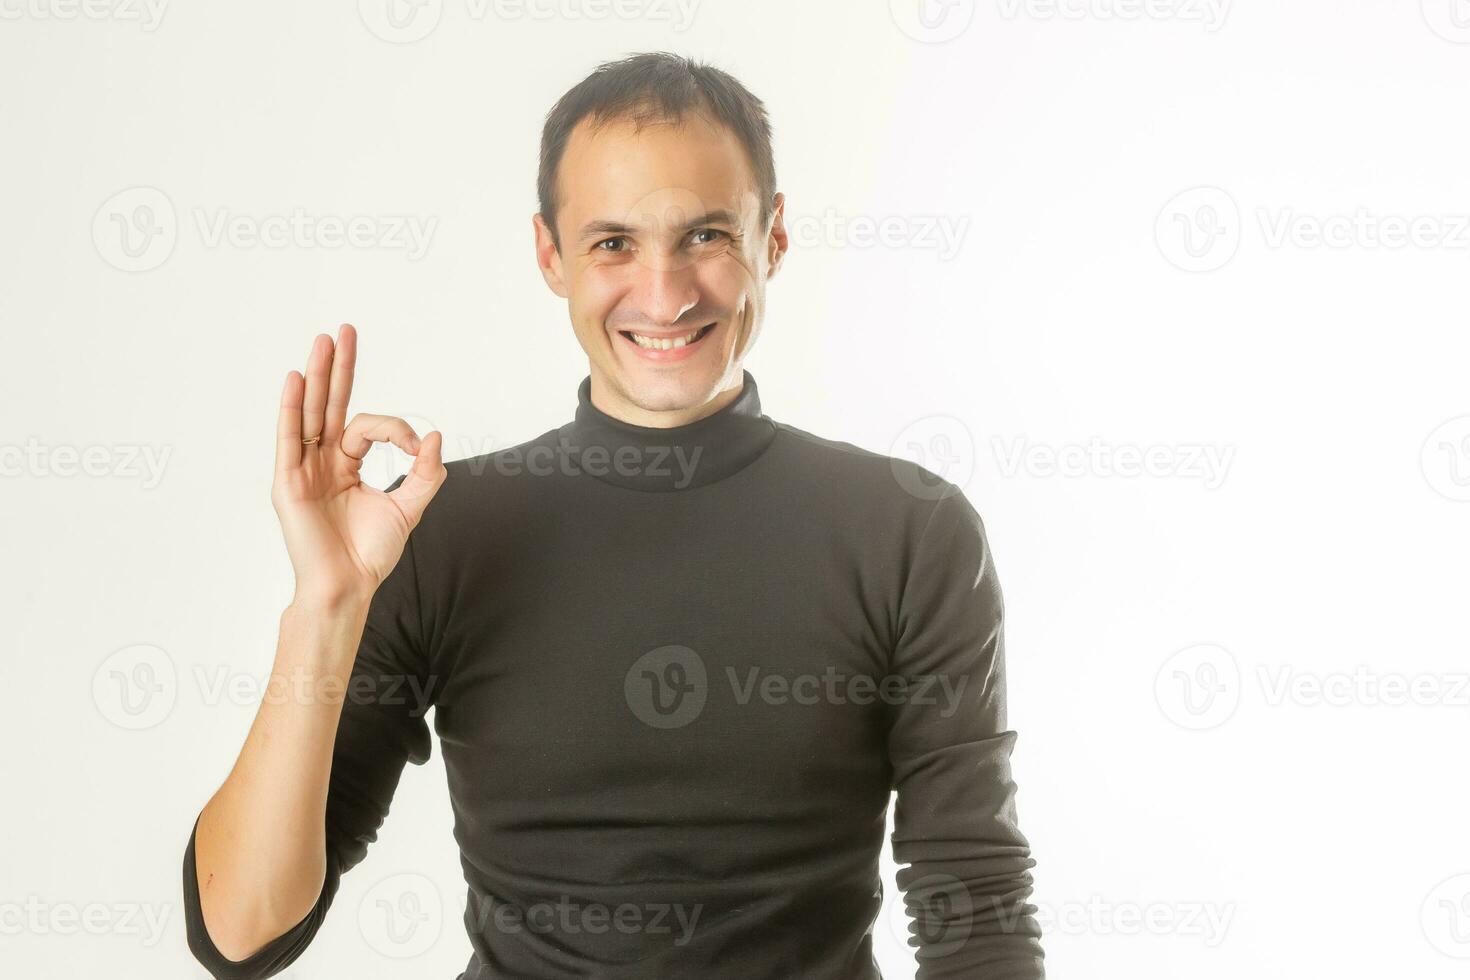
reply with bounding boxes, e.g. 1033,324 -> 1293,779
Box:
765,192 -> 789,281
533,212 -> 569,298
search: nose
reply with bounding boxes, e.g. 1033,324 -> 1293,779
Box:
632,258 -> 702,329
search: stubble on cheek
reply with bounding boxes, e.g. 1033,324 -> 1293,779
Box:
722,250 -> 763,369
722,295 -> 757,376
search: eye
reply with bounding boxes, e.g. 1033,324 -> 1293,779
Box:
689,228 -> 729,246
594,237 -> 629,252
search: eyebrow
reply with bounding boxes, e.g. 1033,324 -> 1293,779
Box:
577,208 -> 741,243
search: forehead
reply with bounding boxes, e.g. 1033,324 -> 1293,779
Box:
556,111 -> 760,231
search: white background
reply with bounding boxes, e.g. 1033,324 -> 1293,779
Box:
3,1 -> 1469,977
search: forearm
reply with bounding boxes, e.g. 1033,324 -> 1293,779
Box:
892,728 -> 1044,979
192,596 -> 370,961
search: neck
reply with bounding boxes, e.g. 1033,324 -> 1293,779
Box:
587,371 -> 746,429
559,368 -> 777,492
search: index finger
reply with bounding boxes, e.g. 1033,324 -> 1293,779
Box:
275,369 -> 305,472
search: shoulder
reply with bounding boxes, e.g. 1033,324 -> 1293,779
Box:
764,418 -> 977,525
386,426 -> 564,540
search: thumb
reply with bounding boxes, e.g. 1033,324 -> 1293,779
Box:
388,430 -> 448,526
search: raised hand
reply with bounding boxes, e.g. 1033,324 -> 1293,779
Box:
270,324 -> 447,609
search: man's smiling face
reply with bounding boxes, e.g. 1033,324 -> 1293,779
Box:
535,110 -> 787,426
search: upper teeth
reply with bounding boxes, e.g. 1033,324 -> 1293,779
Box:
630,326 -> 705,350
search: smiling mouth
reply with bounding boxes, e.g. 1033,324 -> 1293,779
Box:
618,323 -> 716,351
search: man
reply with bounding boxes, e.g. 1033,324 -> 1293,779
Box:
182,52 -> 1045,979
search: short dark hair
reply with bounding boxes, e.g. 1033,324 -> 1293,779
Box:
538,52 -> 776,250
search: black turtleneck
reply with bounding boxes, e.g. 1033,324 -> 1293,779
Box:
182,371 -> 1046,979
554,373 -> 777,491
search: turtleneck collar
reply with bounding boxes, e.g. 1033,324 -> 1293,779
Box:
555,370 -> 777,492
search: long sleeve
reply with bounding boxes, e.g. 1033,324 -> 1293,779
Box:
182,495 -> 436,979
887,485 -> 1045,979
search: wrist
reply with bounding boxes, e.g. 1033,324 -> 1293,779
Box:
276,594 -> 374,679
284,587 -> 374,623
